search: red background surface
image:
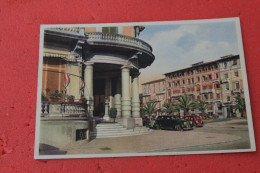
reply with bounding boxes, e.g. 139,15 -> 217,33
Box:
0,0 -> 259,172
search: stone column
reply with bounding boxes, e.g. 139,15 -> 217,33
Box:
103,98 -> 110,121
103,78 -> 111,121
114,77 -> 121,118
84,63 -> 94,117
121,67 -> 131,118
132,73 -> 142,127
132,74 -> 140,117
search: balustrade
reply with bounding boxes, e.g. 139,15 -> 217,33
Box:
86,32 -> 152,53
41,102 -> 88,117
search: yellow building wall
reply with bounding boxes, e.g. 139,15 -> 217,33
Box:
123,26 -> 133,37
67,64 -> 81,100
85,27 -> 97,32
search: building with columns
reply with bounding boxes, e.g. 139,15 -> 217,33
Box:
41,25 -> 155,134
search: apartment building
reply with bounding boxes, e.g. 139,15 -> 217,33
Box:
140,54 -> 243,118
218,55 -> 244,117
165,59 -> 223,116
141,79 -> 166,109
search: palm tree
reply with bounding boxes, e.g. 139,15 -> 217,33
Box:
196,99 -> 207,119
175,95 -> 197,117
143,102 -> 157,118
162,103 -> 178,115
233,96 -> 246,117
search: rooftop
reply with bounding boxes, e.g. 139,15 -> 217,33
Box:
141,78 -> 165,85
164,54 -> 239,76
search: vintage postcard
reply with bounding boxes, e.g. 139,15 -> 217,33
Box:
34,17 -> 256,159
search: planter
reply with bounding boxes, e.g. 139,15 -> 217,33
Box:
78,100 -> 86,104
67,99 -> 74,103
49,98 -> 58,102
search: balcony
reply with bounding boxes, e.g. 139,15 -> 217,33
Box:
143,93 -> 151,97
171,93 -> 182,97
156,90 -> 166,95
41,102 -> 88,119
232,89 -> 243,94
85,32 -> 154,68
214,79 -> 220,83
200,89 -> 214,94
186,91 -> 195,95
86,32 -> 152,53
221,79 -> 229,83
45,27 -> 85,37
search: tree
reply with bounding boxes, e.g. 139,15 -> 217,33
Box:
109,108 -> 117,122
233,96 -> 246,117
196,99 -> 207,119
139,94 -> 143,106
175,95 -> 197,117
143,102 -> 157,118
162,103 -> 177,115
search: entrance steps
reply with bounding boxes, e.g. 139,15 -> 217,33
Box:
90,123 -> 152,139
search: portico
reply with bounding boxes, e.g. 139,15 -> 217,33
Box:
82,61 -> 143,128
42,28 -> 155,129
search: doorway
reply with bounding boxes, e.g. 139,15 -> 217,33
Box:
93,79 -> 105,117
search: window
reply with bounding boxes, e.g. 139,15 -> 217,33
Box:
168,82 -> 171,87
158,82 -> 161,92
204,94 -> 208,100
102,27 -> 118,34
233,59 -> 237,65
163,81 -> 165,91
183,80 -> 185,85
216,84 -> 220,88
226,84 -> 229,90
144,86 -> 146,94
225,73 -> 228,79
153,84 -> 155,93
217,93 -> 220,98
227,96 -> 230,102
224,62 -> 227,69
216,73 -> 219,79
209,74 -> 212,80
235,82 -> 240,89
197,77 -> 200,82
235,71 -> 239,77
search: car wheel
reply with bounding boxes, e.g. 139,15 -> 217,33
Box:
175,125 -> 182,131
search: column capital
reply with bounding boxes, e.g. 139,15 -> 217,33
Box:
121,65 -> 132,70
84,62 -> 94,66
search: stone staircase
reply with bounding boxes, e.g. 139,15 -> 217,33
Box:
90,123 -> 152,139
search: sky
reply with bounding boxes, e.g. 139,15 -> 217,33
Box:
138,21 -> 239,85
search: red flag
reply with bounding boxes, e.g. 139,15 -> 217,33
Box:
64,73 -> 70,94
80,78 -> 85,96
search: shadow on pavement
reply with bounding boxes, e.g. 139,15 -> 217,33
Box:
39,143 -> 67,155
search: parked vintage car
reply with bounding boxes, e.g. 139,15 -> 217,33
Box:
185,115 -> 204,127
142,117 -> 151,127
154,115 -> 193,131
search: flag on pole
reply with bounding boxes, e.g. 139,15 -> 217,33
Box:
63,73 -> 70,94
80,78 -> 85,96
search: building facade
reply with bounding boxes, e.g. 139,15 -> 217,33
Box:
140,55 -> 244,118
218,55 -> 244,117
40,26 -> 155,148
165,58 -> 222,116
141,79 -> 166,110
